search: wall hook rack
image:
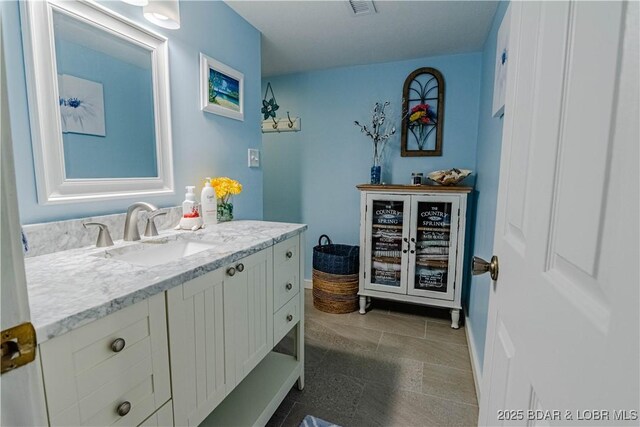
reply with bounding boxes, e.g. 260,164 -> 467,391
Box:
261,83 -> 301,133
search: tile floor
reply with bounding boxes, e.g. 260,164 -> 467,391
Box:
267,290 -> 478,427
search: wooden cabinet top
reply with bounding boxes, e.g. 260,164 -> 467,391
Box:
356,184 -> 473,194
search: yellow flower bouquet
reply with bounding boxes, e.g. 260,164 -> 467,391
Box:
209,177 -> 242,222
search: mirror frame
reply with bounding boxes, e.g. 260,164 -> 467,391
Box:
20,0 -> 174,204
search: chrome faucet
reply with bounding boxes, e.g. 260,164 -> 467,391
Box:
123,202 -> 159,241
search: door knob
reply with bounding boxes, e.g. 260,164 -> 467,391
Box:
227,267 -> 236,277
472,255 -> 499,281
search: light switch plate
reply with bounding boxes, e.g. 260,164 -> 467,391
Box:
248,149 -> 260,168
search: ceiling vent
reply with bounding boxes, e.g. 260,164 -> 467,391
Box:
347,0 -> 377,17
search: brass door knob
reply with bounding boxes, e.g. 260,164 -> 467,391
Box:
472,256 -> 499,281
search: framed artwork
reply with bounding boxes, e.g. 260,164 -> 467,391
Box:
200,53 -> 244,121
492,6 -> 511,117
401,67 -> 445,157
58,74 -> 105,136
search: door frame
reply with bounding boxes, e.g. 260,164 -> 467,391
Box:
0,12 -> 48,425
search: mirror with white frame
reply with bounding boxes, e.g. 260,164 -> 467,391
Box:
21,0 -> 174,204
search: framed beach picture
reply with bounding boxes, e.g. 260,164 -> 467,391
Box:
200,53 -> 244,121
492,6 -> 511,117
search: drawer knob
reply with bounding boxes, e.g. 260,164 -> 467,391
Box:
116,401 -> 131,416
227,267 -> 236,277
236,263 -> 245,272
286,314 -> 293,322
286,282 -> 293,290
286,250 -> 293,259
111,338 -> 126,353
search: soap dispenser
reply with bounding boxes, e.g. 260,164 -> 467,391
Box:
201,178 -> 218,226
182,186 -> 197,216
175,185 -> 203,231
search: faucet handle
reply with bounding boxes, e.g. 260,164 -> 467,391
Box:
144,211 -> 167,237
83,222 -> 114,247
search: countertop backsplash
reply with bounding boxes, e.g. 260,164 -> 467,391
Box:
22,206 -> 183,257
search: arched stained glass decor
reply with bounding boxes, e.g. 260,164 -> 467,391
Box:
401,67 -> 445,157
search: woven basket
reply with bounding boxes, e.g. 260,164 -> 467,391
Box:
313,235 -> 360,275
312,269 -> 359,314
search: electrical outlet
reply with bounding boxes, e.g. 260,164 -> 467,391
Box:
248,149 -> 260,168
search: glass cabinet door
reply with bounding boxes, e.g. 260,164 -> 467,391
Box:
407,195 -> 460,300
364,195 -> 410,294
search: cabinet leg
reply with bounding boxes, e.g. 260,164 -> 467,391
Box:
297,374 -> 305,390
450,309 -> 460,329
359,296 -> 367,314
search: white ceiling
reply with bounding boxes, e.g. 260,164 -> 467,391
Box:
225,1 -> 499,77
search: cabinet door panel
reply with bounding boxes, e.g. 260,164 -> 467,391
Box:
224,248 -> 274,385
364,194 -> 411,294
407,195 -> 460,300
167,268 -> 227,426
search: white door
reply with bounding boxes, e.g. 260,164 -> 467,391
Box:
0,16 -> 48,426
364,194 -> 411,294
407,194 -> 459,301
479,2 -> 639,425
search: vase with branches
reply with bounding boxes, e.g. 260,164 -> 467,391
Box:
354,101 -> 396,184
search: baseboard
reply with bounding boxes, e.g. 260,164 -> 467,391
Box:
304,279 -> 312,290
465,315 -> 483,403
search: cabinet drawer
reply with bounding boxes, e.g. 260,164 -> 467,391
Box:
273,270 -> 299,312
273,294 -> 299,346
273,236 -> 300,311
41,293 -> 170,426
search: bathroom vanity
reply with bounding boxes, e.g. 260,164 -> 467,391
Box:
25,220 -> 305,427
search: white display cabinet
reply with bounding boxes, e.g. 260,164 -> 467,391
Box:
357,185 -> 471,328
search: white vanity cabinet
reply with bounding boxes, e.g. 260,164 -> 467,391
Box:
357,185 -> 471,328
167,234 -> 304,427
167,249 -> 275,426
36,231 -> 305,427
39,293 -> 171,427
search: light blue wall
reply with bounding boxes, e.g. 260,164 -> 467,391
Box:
467,1 -> 509,370
262,53 -> 483,280
2,0 -> 262,224
56,39 -> 157,179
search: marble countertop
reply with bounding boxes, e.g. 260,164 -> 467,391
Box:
25,220 -> 306,342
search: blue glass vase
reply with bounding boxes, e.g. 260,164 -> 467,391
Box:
370,165 -> 381,184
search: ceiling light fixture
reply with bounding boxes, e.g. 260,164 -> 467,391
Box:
144,0 -> 180,30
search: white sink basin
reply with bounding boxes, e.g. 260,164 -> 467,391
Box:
104,239 -> 217,267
